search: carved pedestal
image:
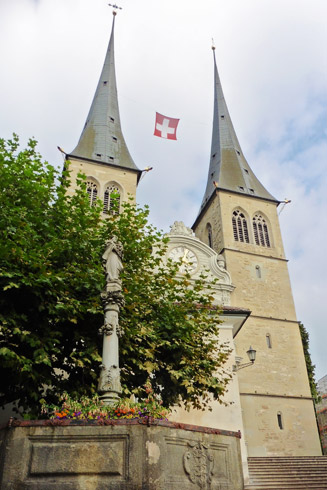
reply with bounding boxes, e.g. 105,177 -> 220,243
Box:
98,286 -> 125,405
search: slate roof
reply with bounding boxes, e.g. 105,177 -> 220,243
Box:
195,49 -> 277,224
69,14 -> 139,172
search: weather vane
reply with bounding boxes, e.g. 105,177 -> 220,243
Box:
108,3 -> 122,13
278,198 -> 291,215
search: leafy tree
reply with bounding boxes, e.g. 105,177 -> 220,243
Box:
0,135 -> 231,417
299,322 -> 320,403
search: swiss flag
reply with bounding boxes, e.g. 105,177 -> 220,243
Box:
154,112 -> 179,140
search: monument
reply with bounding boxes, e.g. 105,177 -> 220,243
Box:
98,236 -> 125,405
0,235 -> 244,489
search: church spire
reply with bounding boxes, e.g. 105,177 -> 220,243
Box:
69,12 -> 138,172
196,48 -> 277,220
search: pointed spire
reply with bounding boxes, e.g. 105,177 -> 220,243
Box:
70,13 -> 139,172
196,48 -> 277,219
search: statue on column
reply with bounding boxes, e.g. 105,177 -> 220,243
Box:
98,236 -> 125,405
102,236 -> 124,286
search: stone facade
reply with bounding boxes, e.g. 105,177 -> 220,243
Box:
164,222 -> 250,480
193,190 -> 322,456
66,155 -> 139,205
165,221 -> 234,306
0,420 -> 243,490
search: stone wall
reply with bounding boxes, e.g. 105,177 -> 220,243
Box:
0,419 -> 243,490
193,190 -> 322,457
66,156 -> 138,202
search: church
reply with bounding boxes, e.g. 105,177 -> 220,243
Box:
66,10 -> 322,484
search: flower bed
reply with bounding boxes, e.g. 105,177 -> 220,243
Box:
41,382 -> 170,422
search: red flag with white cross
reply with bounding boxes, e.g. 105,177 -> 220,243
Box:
154,112 -> 180,140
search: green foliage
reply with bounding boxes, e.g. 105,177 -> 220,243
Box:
41,381 -> 170,421
299,322 -> 320,403
0,135 -> 231,417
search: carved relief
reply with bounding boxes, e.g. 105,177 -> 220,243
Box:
101,290 -> 125,308
221,291 -> 229,306
98,365 -> 122,394
116,324 -> 125,337
183,441 -> 214,489
98,322 -> 114,336
169,221 -> 194,237
217,254 -> 225,269
98,321 -> 124,337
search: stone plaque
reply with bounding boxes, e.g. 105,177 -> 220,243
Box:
29,435 -> 128,478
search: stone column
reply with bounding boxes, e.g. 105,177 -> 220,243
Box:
98,237 -> 125,406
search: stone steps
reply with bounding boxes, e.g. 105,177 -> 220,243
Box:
245,456 -> 327,490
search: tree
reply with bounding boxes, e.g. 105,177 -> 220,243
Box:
299,322 -> 320,403
0,135 -> 231,417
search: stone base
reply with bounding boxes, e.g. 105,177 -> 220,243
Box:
0,419 -> 243,489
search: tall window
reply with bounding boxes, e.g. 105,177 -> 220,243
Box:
232,210 -> 249,243
86,181 -> 98,205
253,214 -> 271,247
207,223 -> 213,248
103,184 -> 121,215
266,333 -> 272,349
277,412 -> 284,430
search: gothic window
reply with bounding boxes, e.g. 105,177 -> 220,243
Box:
232,210 -> 249,243
86,180 -> 98,205
253,214 -> 271,247
207,223 -> 213,248
277,412 -> 284,430
103,183 -> 121,215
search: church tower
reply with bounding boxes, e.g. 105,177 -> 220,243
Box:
193,48 -> 321,456
66,12 -> 141,213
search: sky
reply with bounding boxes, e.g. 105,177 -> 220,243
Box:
0,0 -> 326,379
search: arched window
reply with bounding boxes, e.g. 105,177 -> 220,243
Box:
86,180 -> 98,205
103,183 -> 121,215
207,223 -> 213,248
253,214 -> 271,247
277,412 -> 284,430
232,210 -> 249,243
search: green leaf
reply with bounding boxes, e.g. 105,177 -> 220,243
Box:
3,282 -> 19,291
